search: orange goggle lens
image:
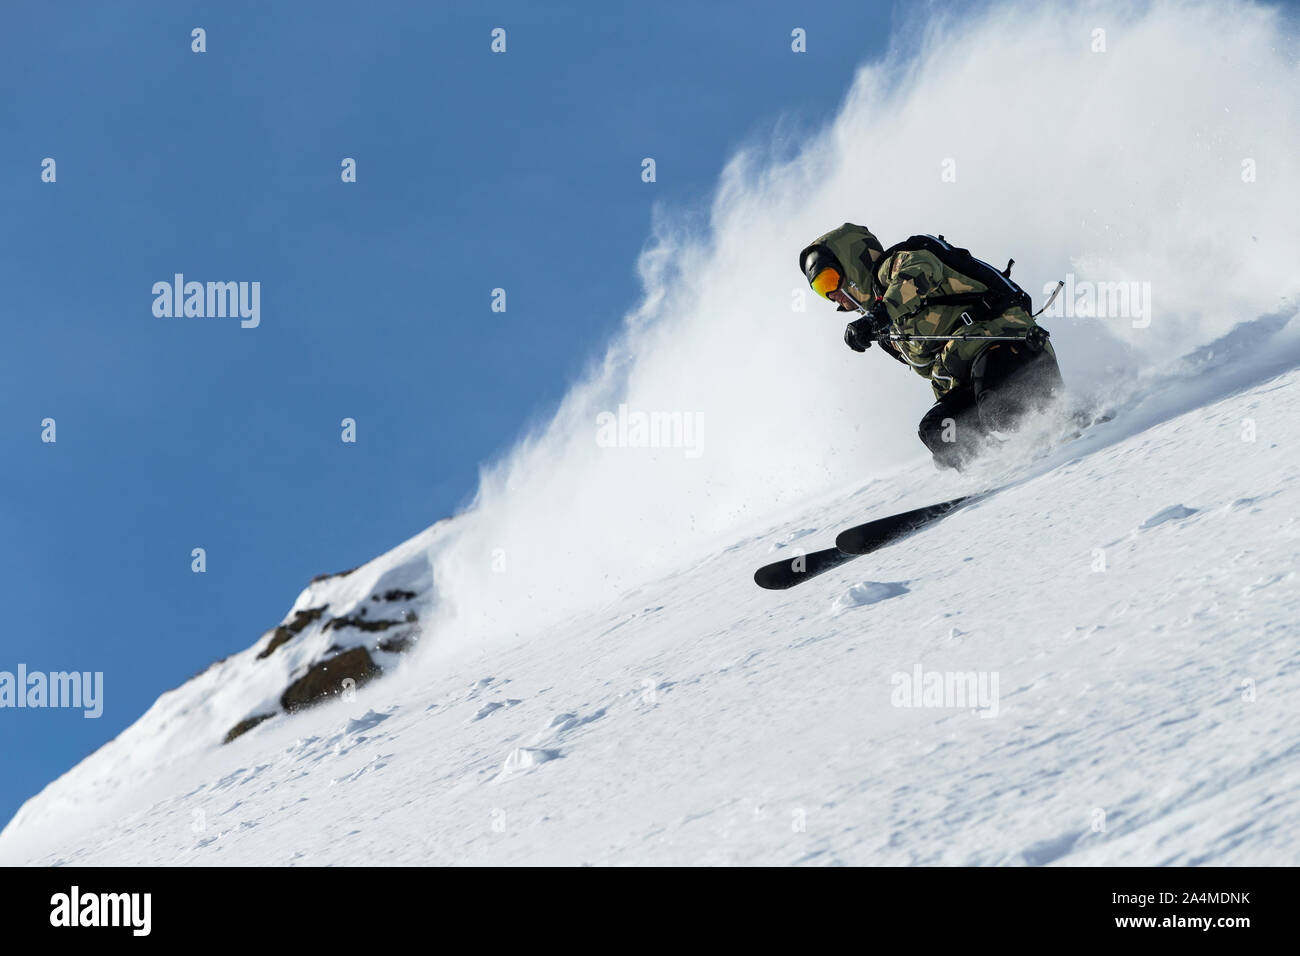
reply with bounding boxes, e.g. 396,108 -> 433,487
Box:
810,266 -> 842,298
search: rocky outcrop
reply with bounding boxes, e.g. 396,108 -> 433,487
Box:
324,608 -> 418,633
310,567 -> 357,584
256,606 -> 328,660
222,712 -> 276,744
377,634 -> 415,654
279,647 -> 381,713
221,544 -> 430,745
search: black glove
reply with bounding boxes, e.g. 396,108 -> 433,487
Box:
844,319 -> 872,352
844,305 -> 888,353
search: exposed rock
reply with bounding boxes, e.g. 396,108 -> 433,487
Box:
257,606 -> 328,660
257,629 -> 292,660
377,633 -> 416,654
222,567 -> 424,744
223,712 -> 276,744
310,566 -> 357,584
280,647 -> 381,713
325,613 -> 408,633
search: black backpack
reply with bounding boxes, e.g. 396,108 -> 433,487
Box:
874,234 -> 1032,322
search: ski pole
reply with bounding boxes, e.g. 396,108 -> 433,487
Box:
885,332 -> 1047,343
840,284 -> 1051,346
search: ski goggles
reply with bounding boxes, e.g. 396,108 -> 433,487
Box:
809,265 -> 843,299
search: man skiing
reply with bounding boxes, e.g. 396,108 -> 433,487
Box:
799,223 -> 1063,469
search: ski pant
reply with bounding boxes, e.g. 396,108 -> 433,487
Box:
917,343 -> 1063,469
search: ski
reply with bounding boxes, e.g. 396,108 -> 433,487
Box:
833,494 -> 978,554
753,544 -> 860,590
753,494 -> 981,590
754,406 -> 1117,589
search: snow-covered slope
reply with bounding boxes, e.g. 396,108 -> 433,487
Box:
3,321 -> 1299,865
0,524 -> 443,844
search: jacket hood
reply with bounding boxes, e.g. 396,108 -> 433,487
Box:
798,223 -> 885,301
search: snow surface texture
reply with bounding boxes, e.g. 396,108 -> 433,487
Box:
3,0 -> 1299,864
4,351 -> 1299,865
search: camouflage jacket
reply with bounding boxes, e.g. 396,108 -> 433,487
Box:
802,224 -> 1054,398
874,243 -> 1053,398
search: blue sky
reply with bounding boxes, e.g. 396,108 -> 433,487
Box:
0,0 -> 901,823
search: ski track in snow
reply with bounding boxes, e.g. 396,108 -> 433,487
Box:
3,355 -> 1300,866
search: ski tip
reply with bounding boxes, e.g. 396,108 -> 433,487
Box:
753,569 -> 790,590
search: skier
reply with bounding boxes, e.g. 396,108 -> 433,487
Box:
799,223 -> 1063,469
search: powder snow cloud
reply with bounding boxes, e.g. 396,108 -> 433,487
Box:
418,0 -> 1300,653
